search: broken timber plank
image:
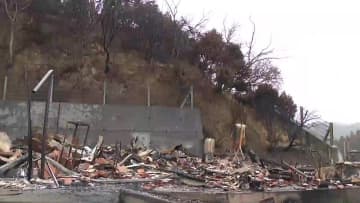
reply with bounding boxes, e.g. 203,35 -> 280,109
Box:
118,154 -> 133,166
90,175 -> 171,184
0,155 -> 28,175
282,160 -> 309,178
46,156 -> 79,176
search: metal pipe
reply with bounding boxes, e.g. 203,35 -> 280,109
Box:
31,69 -> 54,179
46,160 -> 59,188
24,67 -> 33,181
103,80 -> 107,105
40,76 -> 52,179
55,103 -> 61,134
50,74 -> 54,103
32,69 -> 54,93
67,123 -> 79,168
80,124 -> 90,159
68,123 -> 79,157
2,75 -> 8,100
147,83 -> 151,107
27,93 -> 32,180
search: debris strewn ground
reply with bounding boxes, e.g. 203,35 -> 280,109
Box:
0,132 -> 360,195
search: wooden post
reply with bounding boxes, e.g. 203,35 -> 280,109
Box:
233,124 -> 246,161
239,124 -> 246,160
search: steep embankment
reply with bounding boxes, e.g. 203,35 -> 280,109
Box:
0,14 -> 289,155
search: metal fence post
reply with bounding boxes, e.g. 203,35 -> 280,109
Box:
31,69 -> 54,179
55,103 -> 61,134
190,85 -> 194,109
147,83 -> 151,107
50,75 -> 54,103
26,93 -> 32,180
180,85 -> 194,109
329,122 -> 334,146
103,80 -> 107,105
2,75 -> 7,101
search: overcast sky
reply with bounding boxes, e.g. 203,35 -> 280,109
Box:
157,0 -> 360,124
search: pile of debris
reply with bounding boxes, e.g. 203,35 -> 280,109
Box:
1,132 -> 360,193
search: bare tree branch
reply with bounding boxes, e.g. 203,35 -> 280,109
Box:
164,0 -> 181,21
302,110 -> 321,127
222,18 -> 239,44
247,17 -> 256,63
99,0 -> 121,74
236,17 -> 283,89
2,0 -> 30,21
164,0 -> 184,58
244,17 -> 279,69
247,59 -> 282,88
182,13 -> 208,39
3,0 -> 17,21
19,0 -> 31,11
287,107 -> 321,150
3,0 -> 10,19
191,12 -> 208,31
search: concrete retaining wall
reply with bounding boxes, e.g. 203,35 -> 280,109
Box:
0,101 -> 203,156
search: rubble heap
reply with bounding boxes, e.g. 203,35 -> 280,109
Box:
0,132 -> 360,193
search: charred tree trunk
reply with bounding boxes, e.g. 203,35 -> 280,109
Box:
3,20 -> 15,101
9,20 -> 14,65
1,0 -> 31,100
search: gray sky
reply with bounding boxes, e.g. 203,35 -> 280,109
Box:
158,0 -> 360,124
